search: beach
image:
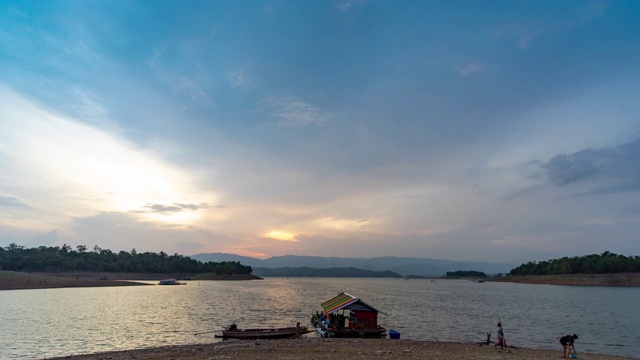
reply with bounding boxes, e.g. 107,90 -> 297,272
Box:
0,271 -> 258,291
487,273 -> 640,287
0,271 -> 151,290
44,338 -> 634,360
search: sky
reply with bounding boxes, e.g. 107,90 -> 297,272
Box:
1,1 -> 639,264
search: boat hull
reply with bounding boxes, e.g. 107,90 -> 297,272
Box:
218,326 -> 311,339
158,279 -> 186,285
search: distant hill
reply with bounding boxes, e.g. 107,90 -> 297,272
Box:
190,253 -> 516,277
251,266 -> 403,278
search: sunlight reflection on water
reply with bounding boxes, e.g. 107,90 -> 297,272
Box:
0,278 -> 638,359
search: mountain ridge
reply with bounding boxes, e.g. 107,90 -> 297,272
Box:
252,266 -> 403,278
190,253 -> 516,277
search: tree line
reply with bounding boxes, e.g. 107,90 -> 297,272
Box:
0,243 -> 253,275
510,251 -> 640,276
253,266 -> 403,278
445,270 -> 488,278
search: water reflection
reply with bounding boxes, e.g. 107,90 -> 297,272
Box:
0,278 -> 638,359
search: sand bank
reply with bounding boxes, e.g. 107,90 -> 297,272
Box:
0,271 -> 148,290
0,271 -> 259,291
3,270 -> 639,291
43,338 -> 634,360
487,273 -> 640,287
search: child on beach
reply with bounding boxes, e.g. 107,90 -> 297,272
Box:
495,322 -> 506,349
557,334 -> 578,358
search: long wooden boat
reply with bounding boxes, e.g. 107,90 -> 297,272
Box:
216,322 -> 312,339
158,279 -> 186,285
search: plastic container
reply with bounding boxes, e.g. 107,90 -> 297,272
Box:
389,329 -> 400,339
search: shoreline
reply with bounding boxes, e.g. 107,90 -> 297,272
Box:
43,338 -> 635,360
3,270 -> 639,291
0,270 -> 149,290
486,273 -> 640,287
0,270 -> 260,291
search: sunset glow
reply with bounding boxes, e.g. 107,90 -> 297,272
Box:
264,231 -> 298,242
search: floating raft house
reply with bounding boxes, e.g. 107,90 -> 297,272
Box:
318,292 -> 387,337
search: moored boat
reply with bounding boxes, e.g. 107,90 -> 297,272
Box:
217,322 -> 312,339
158,278 -> 186,285
313,292 -> 387,338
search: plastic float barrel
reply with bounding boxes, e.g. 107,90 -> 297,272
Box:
316,326 -> 330,338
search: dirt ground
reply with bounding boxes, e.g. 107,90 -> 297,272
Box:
487,273 -> 640,287
0,270 -> 149,290
0,271 -> 259,290
43,338 -> 634,360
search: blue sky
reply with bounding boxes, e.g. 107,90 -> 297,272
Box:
1,0 -> 639,263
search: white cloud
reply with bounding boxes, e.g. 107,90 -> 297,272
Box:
458,63 -> 484,76
496,23 -> 540,49
496,3 -> 608,50
0,85 -> 217,234
227,70 -> 251,88
146,46 -> 214,109
172,74 -> 215,108
337,0 -> 370,13
147,46 -> 167,68
263,96 -> 329,128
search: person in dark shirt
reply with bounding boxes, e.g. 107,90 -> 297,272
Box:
557,334 -> 578,358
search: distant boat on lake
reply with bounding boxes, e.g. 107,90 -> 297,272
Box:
158,279 -> 186,285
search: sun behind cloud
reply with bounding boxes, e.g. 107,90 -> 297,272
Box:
264,230 -> 298,242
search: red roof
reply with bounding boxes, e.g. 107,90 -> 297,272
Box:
320,292 -> 386,315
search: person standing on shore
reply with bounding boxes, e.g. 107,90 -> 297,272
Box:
557,334 -> 578,358
495,322 -> 506,349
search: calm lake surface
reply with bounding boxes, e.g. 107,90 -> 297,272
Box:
0,278 -> 638,359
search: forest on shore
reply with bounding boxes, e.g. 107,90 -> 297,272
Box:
509,251 -> 640,276
445,270 -> 488,278
0,243 -> 253,275
2,244 -> 639,280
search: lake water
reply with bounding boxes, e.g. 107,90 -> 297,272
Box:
0,278 -> 638,359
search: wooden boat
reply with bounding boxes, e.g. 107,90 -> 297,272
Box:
216,322 -> 312,339
158,279 -> 186,285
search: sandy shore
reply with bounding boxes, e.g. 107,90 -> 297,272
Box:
0,271 -> 149,290
0,271 -> 259,291
3,271 -> 639,291
487,273 -> 640,287
43,338 -> 634,360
